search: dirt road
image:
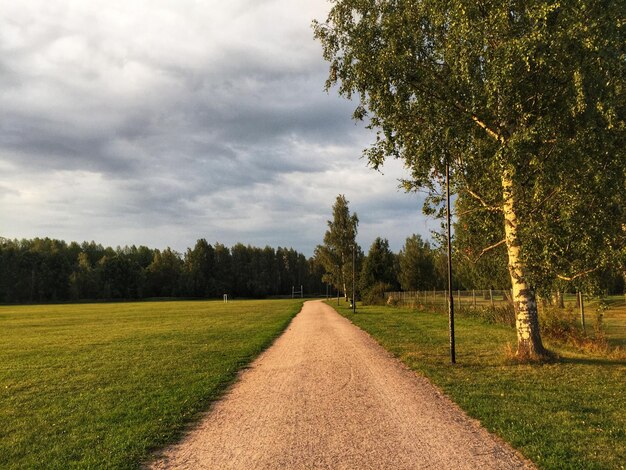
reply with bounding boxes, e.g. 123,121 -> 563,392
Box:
150,300 -> 533,469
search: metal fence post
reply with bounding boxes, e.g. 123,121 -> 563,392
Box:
579,291 -> 586,333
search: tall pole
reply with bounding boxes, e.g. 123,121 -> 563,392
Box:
579,291 -> 586,333
352,244 -> 356,314
446,160 -> 456,364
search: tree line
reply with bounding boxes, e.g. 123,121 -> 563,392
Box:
358,233 -> 624,302
317,196 -> 624,305
314,195 -> 456,304
0,237 -> 324,304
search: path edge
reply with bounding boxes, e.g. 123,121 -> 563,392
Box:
143,299 -> 306,468
322,300 -> 537,470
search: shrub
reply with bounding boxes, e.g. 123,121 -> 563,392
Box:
457,304 -> 516,327
363,282 -> 394,306
539,306 -> 610,353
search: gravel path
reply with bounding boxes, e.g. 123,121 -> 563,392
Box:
149,300 -> 534,469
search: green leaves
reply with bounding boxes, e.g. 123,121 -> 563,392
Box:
315,0 -> 625,293
315,195 -> 360,297
315,0 -> 624,354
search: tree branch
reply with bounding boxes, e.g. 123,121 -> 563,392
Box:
473,239 -> 507,262
462,106 -> 505,143
405,75 -> 505,143
464,187 -> 502,212
556,267 -> 599,282
455,153 -> 502,214
529,188 -> 560,214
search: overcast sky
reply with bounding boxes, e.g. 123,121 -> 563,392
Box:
0,0 -> 435,256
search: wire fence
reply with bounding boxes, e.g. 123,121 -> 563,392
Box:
385,289 -> 514,310
384,290 -> 624,310
384,290 -> 626,328
383,290 -> 626,344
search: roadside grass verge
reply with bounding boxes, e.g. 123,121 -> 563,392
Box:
329,302 -> 626,470
0,299 -> 302,469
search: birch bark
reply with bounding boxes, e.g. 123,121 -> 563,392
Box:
502,170 -> 547,358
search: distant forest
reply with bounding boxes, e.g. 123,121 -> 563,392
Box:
0,237 -> 325,304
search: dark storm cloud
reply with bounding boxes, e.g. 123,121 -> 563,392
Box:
2,45 -> 358,186
0,113 -> 141,175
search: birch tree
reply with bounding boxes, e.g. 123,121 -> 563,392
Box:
314,0 -> 624,359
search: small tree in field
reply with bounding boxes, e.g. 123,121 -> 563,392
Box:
360,237 -> 398,302
315,195 -> 360,301
315,1 -> 624,359
398,235 -> 437,291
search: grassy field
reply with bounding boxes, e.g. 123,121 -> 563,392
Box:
606,310 -> 626,348
0,299 -> 303,469
330,301 -> 626,470
601,296 -> 626,348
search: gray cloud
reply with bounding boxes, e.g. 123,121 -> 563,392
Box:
0,0 -> 433,256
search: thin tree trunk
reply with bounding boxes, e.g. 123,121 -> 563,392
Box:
502,170 -> 547,359
552,291 -> 564,308
341,263 -> 347,300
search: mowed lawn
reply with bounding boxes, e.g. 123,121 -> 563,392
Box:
0,299 -> 303,469
331,302 -> 626,470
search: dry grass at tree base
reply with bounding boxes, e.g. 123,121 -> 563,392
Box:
385,292 -> 626,358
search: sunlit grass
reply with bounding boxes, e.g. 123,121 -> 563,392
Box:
0,299 -> 302,469
331,301 -> 626,470
601,296 -> 626,349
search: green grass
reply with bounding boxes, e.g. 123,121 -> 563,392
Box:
330,301 -> 626,470
605,311 -> 626,348
601,296 -> 626,348
553,294 -> 626,348
0,299 -> 303,469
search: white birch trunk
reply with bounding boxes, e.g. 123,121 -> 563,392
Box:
340,254 -> 347,300
552,291 -> 564,308
502,170 -> 547,358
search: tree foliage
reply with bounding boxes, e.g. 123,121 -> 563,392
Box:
359,237 -> 399,302
453,193 -> 511,290
315,195 -> 361,300
0,237 -> 323,303
397,235 -> 438,291
314,0 -> 625,358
